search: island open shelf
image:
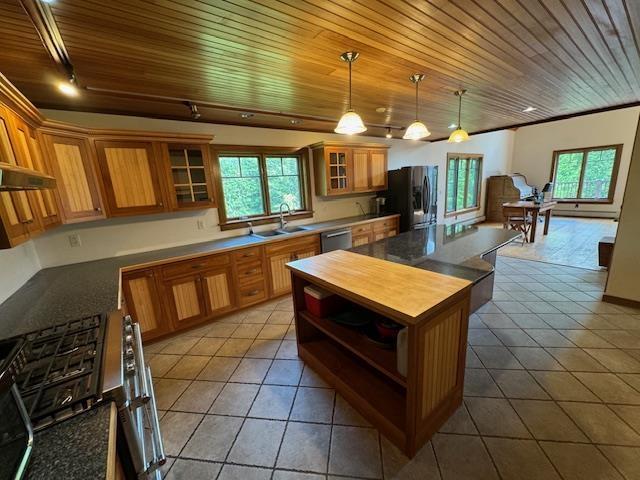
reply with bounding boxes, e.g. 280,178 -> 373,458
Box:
287,250 -> 472,457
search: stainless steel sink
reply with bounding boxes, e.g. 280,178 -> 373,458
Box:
278,225 -> 312,233
251,230 -> 288,238
251,225 -> 312,238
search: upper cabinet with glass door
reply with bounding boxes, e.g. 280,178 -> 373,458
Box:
310,142 -> 389,196
162,144 -> 216,210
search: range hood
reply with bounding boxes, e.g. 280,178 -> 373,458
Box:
0,162 -> 56,190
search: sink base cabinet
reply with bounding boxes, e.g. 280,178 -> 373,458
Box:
291,271 -> 470,457
266,236 -> 320,297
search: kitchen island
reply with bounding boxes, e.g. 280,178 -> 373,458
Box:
287,250 -> 473,457
351,223 -> 520,311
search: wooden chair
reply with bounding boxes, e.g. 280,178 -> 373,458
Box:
503,206 -> 532,244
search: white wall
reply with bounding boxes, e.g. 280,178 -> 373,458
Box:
511,106 -> 640,217
0,241 -> 40,303
605,114 -> 640,302
32,110 -> 515,267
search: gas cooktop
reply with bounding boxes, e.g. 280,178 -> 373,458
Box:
14,314 -> 107,431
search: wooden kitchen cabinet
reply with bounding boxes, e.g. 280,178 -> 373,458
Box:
373,217 -> 399,241
6,115 -> 44,237
161,143 -> 216,210
0,108 -> 30,247
351,223 -> 373,247
94,140 -> 166,217
266,235 -> 320,296
42,133 -> 106,223
233,246 -> 269,307
121,269 -> 168,341
311,142 -> 389,196
202,265 -> 235,316
163,273 -> 209,330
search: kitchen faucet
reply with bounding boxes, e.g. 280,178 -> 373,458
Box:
279,203 -> 291,229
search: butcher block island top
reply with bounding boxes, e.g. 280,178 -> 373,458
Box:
286,248 -> 473,457
286,249 -> 472,325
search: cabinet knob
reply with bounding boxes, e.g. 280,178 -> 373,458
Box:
246,290 -> 260,297
95,207 -> 102,212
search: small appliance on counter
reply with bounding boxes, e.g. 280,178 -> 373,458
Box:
382,165 -> 438,232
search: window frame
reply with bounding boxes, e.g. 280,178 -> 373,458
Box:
549,144 -> 622,204
212,145 -> 313,230
444,153 -> 484,217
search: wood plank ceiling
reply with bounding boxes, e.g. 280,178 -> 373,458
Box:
1,0 -> 639,139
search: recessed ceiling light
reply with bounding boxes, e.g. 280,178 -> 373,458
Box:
448,123 -> 457,129
522,106 -> 537,112
375,107 -> 387,113
240,112 -> 254,119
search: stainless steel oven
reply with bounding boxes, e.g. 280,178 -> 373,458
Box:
103,313 -> 165,479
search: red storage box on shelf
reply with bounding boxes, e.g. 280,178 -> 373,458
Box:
304,285 -> 343,318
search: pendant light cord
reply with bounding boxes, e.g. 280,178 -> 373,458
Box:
458,92 -> 462,128
348,60 -> 352,110
415,81 -> 419,120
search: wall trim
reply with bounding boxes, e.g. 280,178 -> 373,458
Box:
602,294 -> 640,309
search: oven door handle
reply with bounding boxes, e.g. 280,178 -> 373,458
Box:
131,322 -> 150,407
145,365 -> 166,474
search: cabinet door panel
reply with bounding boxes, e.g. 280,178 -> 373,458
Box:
370,150 -> 387,189
46,135 -> 105,222
352,149 -> 369,192
269,252 -> 293,296
352,234 -> 370,247
95,141 -> 166,216
165,274 -> 207,330
203,267 -> 235,315
122,269 -> 168,341
163,144 -> 216,210
325,148 -> 352,195
8,118 -> 43,236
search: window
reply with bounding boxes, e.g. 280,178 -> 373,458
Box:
551,145 -> 622,203
216,147 -> 310,227
445,153 -> 483,216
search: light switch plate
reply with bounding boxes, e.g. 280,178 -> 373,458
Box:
197,220 -> 205,230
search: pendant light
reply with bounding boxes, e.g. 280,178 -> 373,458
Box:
403,74 -> 430,140
335,51 -> 367,135
448,89 -> 470,143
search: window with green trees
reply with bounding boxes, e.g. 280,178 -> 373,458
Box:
446,154 -> 483,215
551,145 -> 621,203
218,152 -> 307,221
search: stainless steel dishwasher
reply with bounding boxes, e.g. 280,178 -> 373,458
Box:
320,227 -> 353,252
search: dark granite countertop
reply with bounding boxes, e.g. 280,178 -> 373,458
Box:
350,224 -> 519,283
0,214 -> 395,340
26,402 -> 113,480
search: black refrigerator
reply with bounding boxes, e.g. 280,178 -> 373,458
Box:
382,166 -> 438,232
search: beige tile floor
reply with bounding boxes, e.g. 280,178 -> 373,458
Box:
145,256 -> 640,480
480,217 -> 617,270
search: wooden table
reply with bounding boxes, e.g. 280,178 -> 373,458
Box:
502,201 -> 557,243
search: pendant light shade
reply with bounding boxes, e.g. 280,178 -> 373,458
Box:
335,51 -> 367,135
335,110 -> 367,135
403,74 -> 430,140
448,89 -> 470,143
404,121 -> 431,140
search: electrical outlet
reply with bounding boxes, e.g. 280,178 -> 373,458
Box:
197,220 -> 205,230
68,234 -> 81,248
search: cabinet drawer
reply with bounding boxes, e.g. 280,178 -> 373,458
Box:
238,280 -> 268,306
236,260 -> 264,286
373,217 -> 398,232
233,246 -> 263,263
265,234 -> 319,256
162,253 -> 230,279
352,223 -> 373,235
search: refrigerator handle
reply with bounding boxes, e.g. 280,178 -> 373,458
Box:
423,175 -> 430,213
